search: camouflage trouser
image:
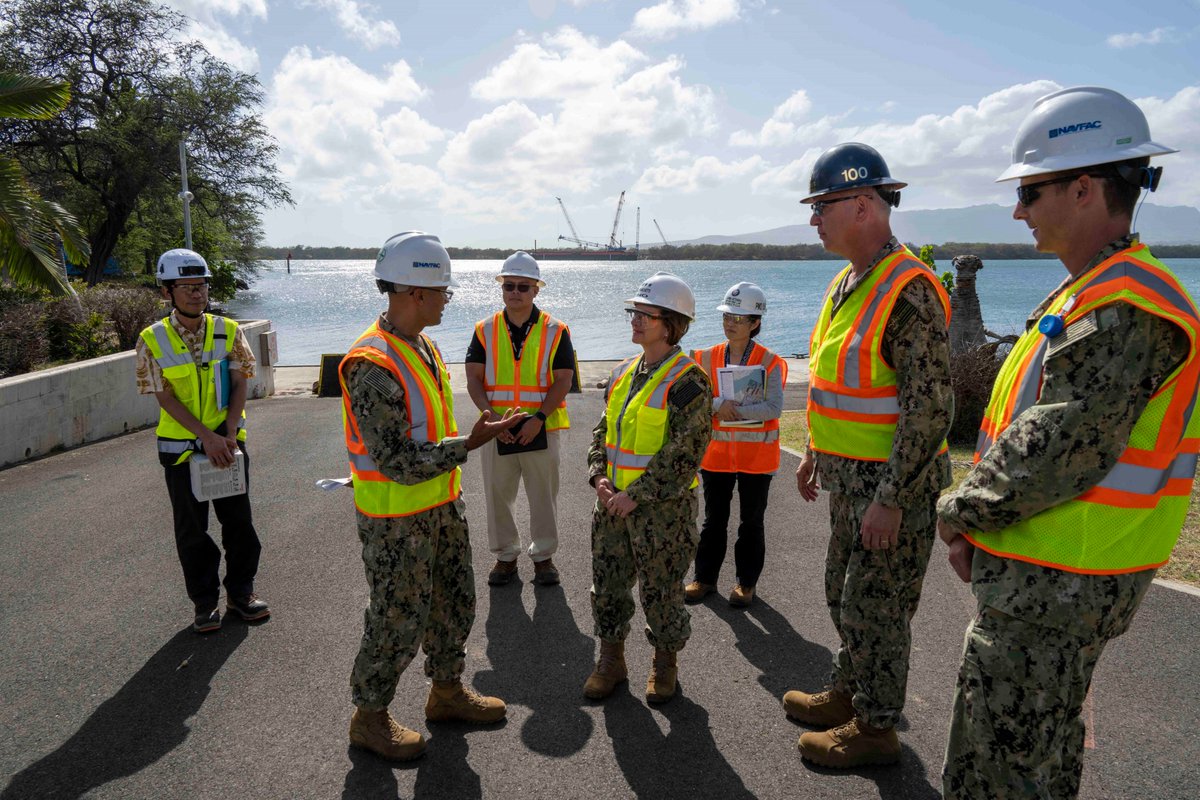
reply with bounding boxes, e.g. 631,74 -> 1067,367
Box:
351,498 -> 475,710
824,491 -> 936,730
942,589 -> 1149,799
590,490 -> 699,652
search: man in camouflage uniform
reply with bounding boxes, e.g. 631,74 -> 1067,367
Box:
583,272 -> 713,705
343,232 -> 521,762
938,88 -> 1198,798
788,143 -> 954,767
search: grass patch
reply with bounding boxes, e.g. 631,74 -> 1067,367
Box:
778,411 -> 1199,586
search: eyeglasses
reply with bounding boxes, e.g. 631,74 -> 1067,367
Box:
413,287 -> 454,301
1016,173 -> 1105,208
810,194 -> 868,218
173,283 -> 208,295
722,313 -> 756,325
626,308 -> 663,323
502,282 -> 534,293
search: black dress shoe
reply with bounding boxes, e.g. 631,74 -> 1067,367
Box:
193,608 -> 221,633
227,593 -> 271,621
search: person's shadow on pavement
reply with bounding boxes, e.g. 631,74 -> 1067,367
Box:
603,689 -> 756,800
2,624 -> 249,800
709,595 -> 832,700
473,582 -> 595,757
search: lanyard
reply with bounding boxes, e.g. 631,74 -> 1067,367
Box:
724,343 -> 753,367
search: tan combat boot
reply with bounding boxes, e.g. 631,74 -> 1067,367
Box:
782,688 -> 855,727
797,718 -> 901,768
583,639 -> 627,700
424,680 -> 506,724
683,581 -> 715,604
349,707 -> 426,761
645,649 -> 678,704
728,584 -> 754,607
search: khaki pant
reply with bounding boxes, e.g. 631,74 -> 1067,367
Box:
481,429 -> 561,562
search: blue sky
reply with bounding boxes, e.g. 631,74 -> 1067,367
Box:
167,0 -> 1200,248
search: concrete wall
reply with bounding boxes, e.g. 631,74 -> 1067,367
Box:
0,320 -> 274,468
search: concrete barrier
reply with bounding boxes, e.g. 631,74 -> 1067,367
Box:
0,319 -> 275,468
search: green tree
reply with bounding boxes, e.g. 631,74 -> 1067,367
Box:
0,72 -> 88,295
0,0 -> 290,286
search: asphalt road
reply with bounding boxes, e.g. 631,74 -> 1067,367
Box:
1,388 -> 1196,799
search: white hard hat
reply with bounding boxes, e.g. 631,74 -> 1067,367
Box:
374,231 -> 459,288
996,86 -> 1177,182
496,251 -> 544,287
156,248 -> 211,283
626,271 -> 696,320
716,282 -> 767,315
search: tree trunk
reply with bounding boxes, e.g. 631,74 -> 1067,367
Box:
948,255 -> 986,352
85,204 -> 132,286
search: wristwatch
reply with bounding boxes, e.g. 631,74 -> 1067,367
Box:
534,411 -> 547,422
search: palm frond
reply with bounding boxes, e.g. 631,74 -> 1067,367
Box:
0,73 -> 71,120
0,157 -> 83,296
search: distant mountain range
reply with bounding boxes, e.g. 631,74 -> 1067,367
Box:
673,203 -> 1200,247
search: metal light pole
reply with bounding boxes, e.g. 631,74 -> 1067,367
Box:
178,139 -> 194,249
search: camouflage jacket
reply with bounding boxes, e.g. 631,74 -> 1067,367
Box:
810,236 -> 954,508
937,236 -> 1190,632
588,346 -> 713,505
344,314 -> 469,488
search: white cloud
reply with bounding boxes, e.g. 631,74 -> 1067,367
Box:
301,0 -> 402,50
629,0 -> 742,40
634,154 -> 764,194
265,47 -> 444,204
1106,27 -> 1177,49
729,89 -> 835,147
472,27 -> 647,101
166,0 -> 266,73
740,81 -> 1061,208
440,27 -> 717,219
1134,86 -> 1200,208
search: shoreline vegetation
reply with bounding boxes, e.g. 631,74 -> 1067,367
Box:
256,242 -> 1200,262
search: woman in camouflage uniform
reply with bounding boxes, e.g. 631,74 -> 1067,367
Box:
582,272 -> 712,705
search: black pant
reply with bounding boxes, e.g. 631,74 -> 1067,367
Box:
162,446 -> 261,612
694,470 -> 773,587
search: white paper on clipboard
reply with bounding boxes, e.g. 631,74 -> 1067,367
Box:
715,365 -> 767,427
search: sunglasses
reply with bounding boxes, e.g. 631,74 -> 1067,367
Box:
810,194 -> 868,218
502,282 -> 534,293
626,308 -> 663,323
413,287 -> 454,301
1016,173 -> 1105,208
723,313 -> 756,324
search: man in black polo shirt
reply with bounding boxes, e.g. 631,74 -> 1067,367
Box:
465,252 -> 577,586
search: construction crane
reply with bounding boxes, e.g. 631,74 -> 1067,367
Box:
608,191 -> 626,248
635,207 -> 641,252
555,196 -> 607,249
653,219 -> 670,248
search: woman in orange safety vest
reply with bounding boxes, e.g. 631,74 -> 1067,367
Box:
685,282 -> 787,608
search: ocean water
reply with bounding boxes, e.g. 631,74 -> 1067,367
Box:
226,258 -> 1200,365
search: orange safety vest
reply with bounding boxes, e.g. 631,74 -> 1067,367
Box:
967,243 -> 1200,574
338,322 -> 461,517
476,310 -> 571,431
692,342 -> 787,474
807,249 -> 951,461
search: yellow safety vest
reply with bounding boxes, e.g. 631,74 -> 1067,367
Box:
807,249 -> 951,461
692,342 -> 787,474
140,314 -> 246,462
339,322 -> 461,517
967,244 -> 1200,574
476,310 -> 571,431
604,350 -> 701,491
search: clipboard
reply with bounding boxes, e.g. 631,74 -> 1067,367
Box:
496,416 -> 548,455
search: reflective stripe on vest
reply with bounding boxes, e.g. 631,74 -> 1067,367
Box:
604,351 -> 701,490
478,311 -> 570,431
339,324 -> 461,517
693,342 -> 787,474
806,251 -> 950,461
140,314 -> 246,458
968,244 -> 1200,573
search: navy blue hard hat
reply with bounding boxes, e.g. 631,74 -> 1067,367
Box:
801,142 -> 907,204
